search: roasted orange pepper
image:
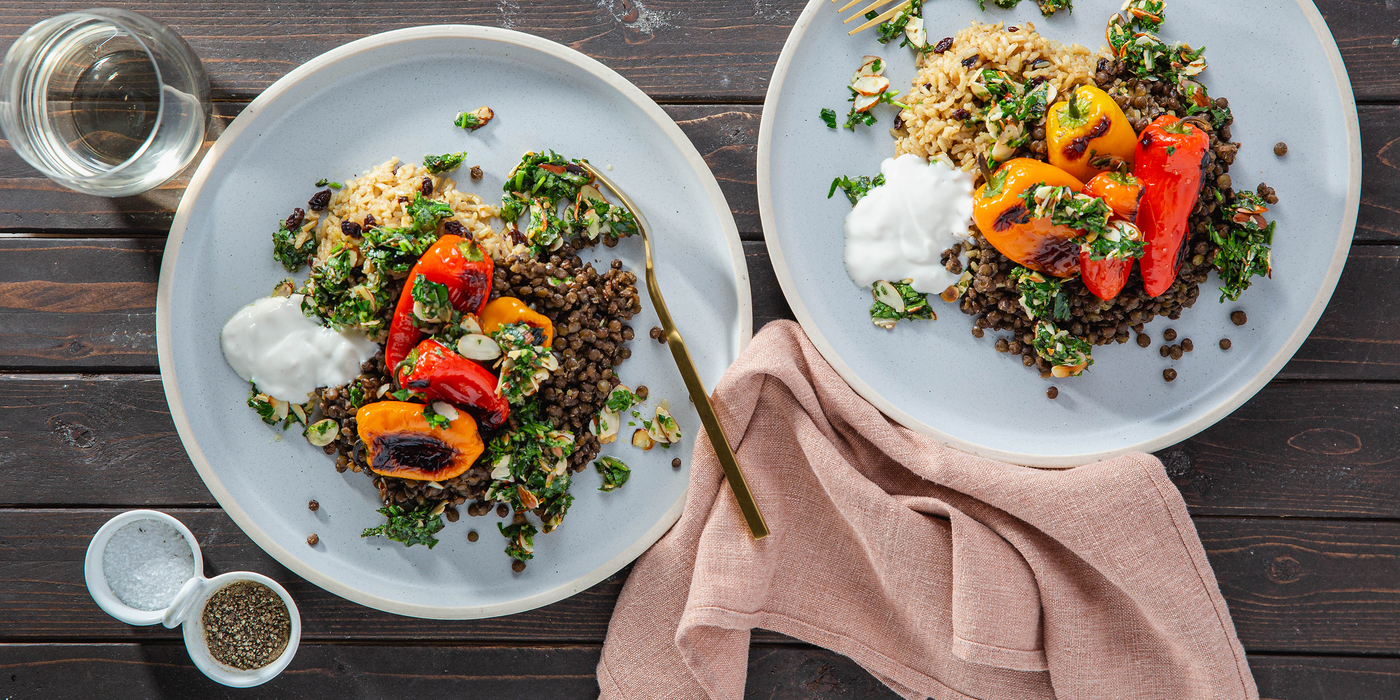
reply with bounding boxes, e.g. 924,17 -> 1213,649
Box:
355,400 -> 484,481
1046,85 -> 1137,182
972,158 -> 1084,278
480,297 -> 554,347
1082,171 -> 1143,222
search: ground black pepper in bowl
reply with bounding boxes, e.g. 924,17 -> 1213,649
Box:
202,581 -> 291,670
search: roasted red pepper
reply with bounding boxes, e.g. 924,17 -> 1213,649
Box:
384,235 -> 494,370
1077,172 -> 1145,300
1133,115 -> 1211,297
395,338 -> 509,430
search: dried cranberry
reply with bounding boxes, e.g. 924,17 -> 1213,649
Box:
951,108 -> 971,121
893,114 -> 904,130
443,219 -> 470,240
341,220 -> 362,238
308,189 -> 332,211
421,176 -> 433,196
1024,76 -> 1047,92
285,207 -> 305,230
961,55 -> 980,68
510,228 -> 528,246
934,37 -> 953,53
363,214 -> 376,227
565,163 -> 587,176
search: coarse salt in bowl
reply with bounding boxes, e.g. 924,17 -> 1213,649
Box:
84,509 -> 204,626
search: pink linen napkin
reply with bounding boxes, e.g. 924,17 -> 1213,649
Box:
598,320 -> 1257,700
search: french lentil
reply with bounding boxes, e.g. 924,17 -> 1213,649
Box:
1231,310 -> 1247,326
1219,338 -> 1232,350
1163,368 -> 1177,382
1046,386 -> 1059,399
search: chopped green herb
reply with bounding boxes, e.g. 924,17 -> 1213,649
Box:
314,178 -> 343,188
409,274 -> 454,327
499,520 -> 537,561
361,503 -> 445,549
605,387 -> 637,413
820,108 -> 838,129
1031,321 -> 1093,375
594,456 -> 631,492
870,281 -> 934,329
423,402 -> 452,429
272,223 -> 317,272
454,106 -> 494,131
1019,183 -> 1114,237
1210,190 -> 1274,302
1011,267 -> 1070,322
828,172 -> 886,205
423,152 -> 467,174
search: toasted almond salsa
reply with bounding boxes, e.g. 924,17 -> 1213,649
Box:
826,0 -> 1276,381
220,111 -> 681,570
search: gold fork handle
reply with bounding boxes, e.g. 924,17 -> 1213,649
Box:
581,162 -> 769,540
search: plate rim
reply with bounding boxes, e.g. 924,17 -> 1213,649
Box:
756,0 -> 1360,467
156,24 -> 752,618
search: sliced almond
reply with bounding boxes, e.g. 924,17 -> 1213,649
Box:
632,429 -> 655,450
904,17 -> 926,48
872,280 -> 905,313
591,408 -> 620,443
491,455 -> 512,480
578,184 -> 607,204
431,401 -> 459,422
860,55 -> 882,72
429,500 -> 447,517
516,485 -> 540,511
304,419 -> 338,447
852,75 -> 890,97
853,93 -> 880,113
289,402 -> 308,425
654,406 -> 681,443
270,398 -> 289,422
459,315 -> 482,335
457,333 -> 502,361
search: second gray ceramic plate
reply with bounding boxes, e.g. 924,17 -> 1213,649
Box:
759,0 -> 1359,466
158,26 -> 750,618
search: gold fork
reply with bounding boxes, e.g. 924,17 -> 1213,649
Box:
834,0 -> 913,36
579,162 -> 770,540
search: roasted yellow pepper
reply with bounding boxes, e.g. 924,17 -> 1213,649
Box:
480,297 -> 554,347
1046,85 -> 1137,181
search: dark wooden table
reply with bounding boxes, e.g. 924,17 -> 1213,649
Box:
1,2 -> 1397,697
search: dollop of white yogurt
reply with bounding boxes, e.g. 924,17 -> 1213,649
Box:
220,294 -> 379,402
844,153 -> 975,294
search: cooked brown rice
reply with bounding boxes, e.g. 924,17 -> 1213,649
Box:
895,21 -> 1101,173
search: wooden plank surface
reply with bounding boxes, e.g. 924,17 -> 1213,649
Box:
0,0 -> 1395,102
3,509 -> 1399,655
1,644 -> 1394,700
0,643 -> 903,700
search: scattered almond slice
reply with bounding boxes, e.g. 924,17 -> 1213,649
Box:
632,429 -> 655,450
852,75 -> 890,97
872,280 -> 905,313
456,333 -> 502,361
853,93 -> 881,113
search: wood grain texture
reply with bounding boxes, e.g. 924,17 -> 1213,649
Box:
0,642 -> 900,699
4,509 -> 1400,654
1250,655 -> 1400,700
2,643 -> 1395,699
0,0 -> 1394,102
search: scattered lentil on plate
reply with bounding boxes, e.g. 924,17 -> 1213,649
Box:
671,458 -> 681,468
1231,310 -> 1247,326
1274,142 -> 1288,156
306,533 -> 318,546
1137,333 -> 1151,348
1220,338 -> 1232,350
467,530 -> 479,543
512,560 -> 526,573
307,500 -> 318,512
1046,386 -> 1059,400
202,581 -> 290,670
1182,338 -> 1194,352
1163,328 -> 1177,342
1163,368 -> 1177,382
1170,345 -> 1183,360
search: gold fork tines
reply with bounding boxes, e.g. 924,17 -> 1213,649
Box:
834,0 -> 912,36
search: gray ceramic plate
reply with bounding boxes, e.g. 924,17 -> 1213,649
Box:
157,26 -> 750,618
759,0 -> 1359,466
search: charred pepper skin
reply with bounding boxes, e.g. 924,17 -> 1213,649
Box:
1133,115 -> 1211,298
1046,85 -> 1138,181
972,158 -> 1084,278
355,400 -> 484,481
384,235 -> 494,371
396,339 -> 510,431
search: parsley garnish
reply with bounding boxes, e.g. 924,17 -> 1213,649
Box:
1210,190 -> 1275,302
272,223 -> 317,272
594,456 -> 631,492
828,173 -> 886,205
499,520 -> 537,561
423,402 -> 452,430
361,503 -> 446,549
1031,321 -> 1093,375
409,274 -> 454,327
870,281 -> 934,329
820,108 -> 838,129
1011,268 -> 1070,322
423,152 -> 466,174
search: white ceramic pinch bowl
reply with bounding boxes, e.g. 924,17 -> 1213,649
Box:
84,509 -> 204,626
